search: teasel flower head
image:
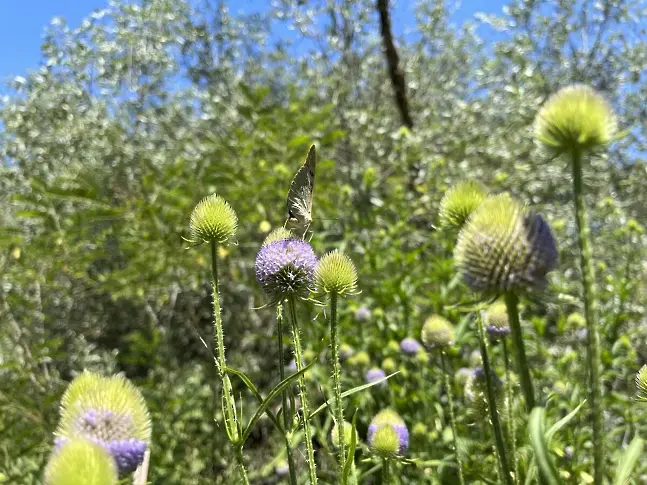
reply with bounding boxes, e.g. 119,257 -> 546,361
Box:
354,306 -> 371,322
45,439 -> 118,485
55,372 -> 151,475
255,238 -> 318,305
274,461 -> 290,477
368,409 -> 409,456
421,315 -> 456,350
485,300 -> 510,339
315,250 -> 358,297
534,84 -> 618,156
465,367 -> 503,419
400,337 -> 423,355
454,193 -> 558,295
635,365 -> 647,401
439,180 -> 489,230
382,357 -> 397,374
188,194 -> 237,245
347,350 -> 370,368
385,340 -> 401,356
339,343 -> 355,361
365,367 -> 387,386
566,312 -> 586,329
331,421 -> 356,449
263,227 -> 293,246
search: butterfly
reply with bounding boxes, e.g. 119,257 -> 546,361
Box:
285,145 -> 316,237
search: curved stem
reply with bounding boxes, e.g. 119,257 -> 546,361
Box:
441,352 -> 465,485
277,303 -> 298,485
504,292 -> 535,410
329,293 -> 347,477
476,310 -> 514,485
287,295 -> 318,485
210,241 -> 245,479
571,147 -> 603,485
503,340 -> 519,484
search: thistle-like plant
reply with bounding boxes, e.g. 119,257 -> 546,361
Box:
368,409 -> 409,483
255,237 -> 319,485
44,439 -> 118,485
315,250 -> 358,479
439,180 -> 489,230
535,84 -> 618,485
187,194 -> 247,483
55,372 -> 151,475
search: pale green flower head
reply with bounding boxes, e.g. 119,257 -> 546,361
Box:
315,250 -> 358,297
188,194 -> 238,245
263,227 -> 293,246
439,180 -> 489,230
534,84 -> 618,156
566,312 -> 586,329
421,315 -> 455,349
331,421 -> 357,449
382,357 -> 397,374
347,350 -> 370,367
45,439 -> 118,485
635,365 -> 647,401
454,193 -> 558,295
370,425 -> 400,457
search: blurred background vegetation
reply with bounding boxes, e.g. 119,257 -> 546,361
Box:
0,0 -> 646,483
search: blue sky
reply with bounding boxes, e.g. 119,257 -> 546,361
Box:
0,0 -> 506,82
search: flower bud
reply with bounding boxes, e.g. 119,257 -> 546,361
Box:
439,180 -> 489,230
188,194 -> 237,245
485,301 -> 510,339
331,421 -> 356,449
339,343 -> 355,361
454,193 -> 558,295
421,315 -> 455,350
315,251 -> 358,296
45,439 -> 118,485
347,350 -> 370,368
534,84 -> 617,156
382,357 -> 397,374
368,409 -> 409,456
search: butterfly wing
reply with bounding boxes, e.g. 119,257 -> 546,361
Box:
286,145 -> 316,231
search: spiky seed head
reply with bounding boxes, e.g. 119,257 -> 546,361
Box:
454,193 -> 558,295
421,315 -> 456,350
347,350 -> 370,367
439,180 -> 489,230
56,373 -> 151,475
45,439 -> 118,485
331,421 -> 356,449
315,251 -> 358,296
485,301 -> 510,338
368,409 -> 409,456
365,367 -> 387,386
188,194 -> 237,245
382,357 -> 397,374
263,227 -> 293,246
534,84 -> 618,156
635,365 -> 647,401
465,368 -> 503,419
255,238 -> 318,304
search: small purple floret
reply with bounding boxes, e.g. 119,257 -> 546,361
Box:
400,338 -> 422,355
106,438 -> 148,474
365,368 -> 387,385
486,325 -> 511,338
354,306 -> 371,322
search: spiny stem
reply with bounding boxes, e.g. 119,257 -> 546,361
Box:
210,241 -> 245,480
502,340 -> 519,484
441,352 -> 465,485
277,303 -> 298,485
329,293 -> 347,478
381,457 -> 390,484
287,295 -> 318,485
571,147 -> 603,485
504,292 -> 535,410
476,310 -> 514,485
234,447 -> 250,485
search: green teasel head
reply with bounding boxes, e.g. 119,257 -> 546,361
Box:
454,193 -> 558,295
439,180 -> 489,230
188,193 -> 238,245
315,250 -> 358,297
331,421 -> 357,449
465,367 -> 503,419
421,315 -> 456,350
385,340 -> 401,356
534,84 -> 618,156
347,350 -> 370,367
45,439 -> 118,485
635,365 -> 647,401
566,312 -> 586,329
485,300 -> 510,339
263,227 -> 293,246
381,357 -> 397,374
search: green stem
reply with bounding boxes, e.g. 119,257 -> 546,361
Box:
503,340 -> 519,484
441,352 -> 466,485
329,293 -> 347,478
504,292 -> 535,410
571,147 -> 603,485
234,447 -> 250,485
287,295 -> 318,485
277,303 -> 298,485
210,241 -> 245,480
381,458 -> 390,484
476,310 -> 514,485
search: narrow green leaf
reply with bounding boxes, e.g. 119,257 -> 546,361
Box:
528,407 -> 562,485
309,372 -> 399,420
612,435 -> 643,485
239,359 -> 317,446
224,366 -> 282,432
545,400 -> 586,442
